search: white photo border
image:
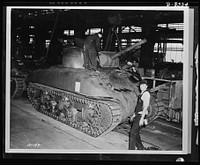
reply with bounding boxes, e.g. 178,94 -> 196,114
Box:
5,6 -> 194,155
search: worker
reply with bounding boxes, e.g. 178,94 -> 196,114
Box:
129,79 -> 150,150
57,38 -> 67,64
83,32 -> 102,69
122,61 -> 142,83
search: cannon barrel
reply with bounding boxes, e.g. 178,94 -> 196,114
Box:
111,38 -> 147,60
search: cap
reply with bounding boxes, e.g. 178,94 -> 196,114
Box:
97,32 -> 103,38
127,61 -> 133,66
139,79 -> 148,86
126,61 -> 137,68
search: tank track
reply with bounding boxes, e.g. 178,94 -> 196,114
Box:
147,94 -> 166,124
27,82 -> 123,138
11,77 -> 26,99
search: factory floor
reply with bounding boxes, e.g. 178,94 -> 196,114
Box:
8,95 -> 182,152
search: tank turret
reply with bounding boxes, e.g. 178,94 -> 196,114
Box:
62,46 -> 84,68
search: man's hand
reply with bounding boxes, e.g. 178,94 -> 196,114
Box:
138,110 -> 148,116
139,116 -> 148,126
130,113 -> 136,122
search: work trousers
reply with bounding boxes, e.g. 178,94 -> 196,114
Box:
129,115 -> 145,150
84,45 -> 98,69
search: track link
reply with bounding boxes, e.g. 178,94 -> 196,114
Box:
11,77 -> 26,99
27,82 -> 123,138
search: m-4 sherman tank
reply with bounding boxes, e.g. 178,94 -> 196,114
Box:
26,41 -> 163,138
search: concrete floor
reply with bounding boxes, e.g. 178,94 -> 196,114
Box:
8,96 -> 182,151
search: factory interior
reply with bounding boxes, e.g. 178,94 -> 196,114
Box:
3,5 -> 199,161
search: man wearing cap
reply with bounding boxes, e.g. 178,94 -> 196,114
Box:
129,79 -> 150,150
126,61 -> 142,83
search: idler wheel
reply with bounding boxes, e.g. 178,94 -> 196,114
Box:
82,103 -> 112,132
147,94 -> 165,123
11,78 -> 25,98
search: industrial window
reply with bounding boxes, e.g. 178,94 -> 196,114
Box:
155,23 -> 183,63
117,38 -> 142,49
130,39 -> 142,45
29,38 -> 34,44
117,39 -> 127,49
16,35 -> 21,43
154,42 -> 183,63
121,26 -> 142,33
118,26 -> 142,49
29,25 -> 35,29
85,28 -> 103,35
168,23 -> 184,31
63,30 -> 74,36
165,42 -> 183,63
154,43 -> 165,53
28,35 -> 35,44
157,24 -> 167,28
157,23 -> 183,30
45,40 -> 50,48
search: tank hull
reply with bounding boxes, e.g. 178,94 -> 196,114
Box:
26,46 -> 164,138
27,66 -> 139,120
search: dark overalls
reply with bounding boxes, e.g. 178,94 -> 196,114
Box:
129,91 -> 148,150
83,34 -> 100,69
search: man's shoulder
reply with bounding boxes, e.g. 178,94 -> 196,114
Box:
141,91 -> 151,99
